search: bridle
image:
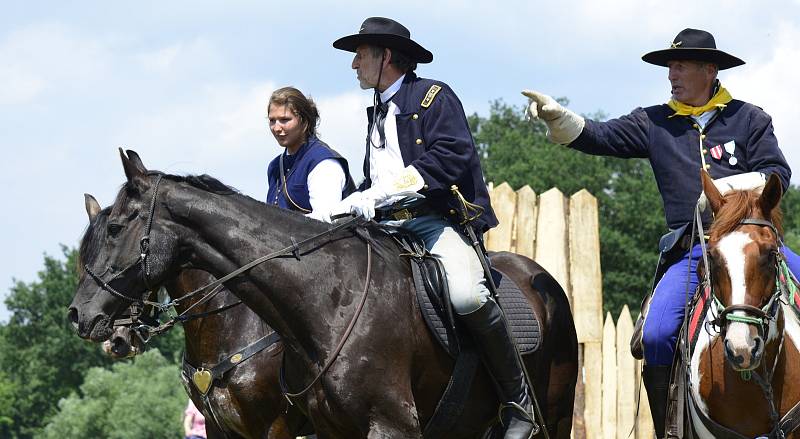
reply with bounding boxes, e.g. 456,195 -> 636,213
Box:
81,172 -> 373,400
84,174 -> 164,307
702,218 -> 785,339
83,174 -> 167,341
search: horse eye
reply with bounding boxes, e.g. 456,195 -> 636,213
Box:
108,223 -> 123,237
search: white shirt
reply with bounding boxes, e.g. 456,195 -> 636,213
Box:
369,74 -> 408,192
306,158 -> 346,213
281,147 -> 346,219
691,110 -> 717,131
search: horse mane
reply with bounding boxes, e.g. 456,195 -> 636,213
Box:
708,189 -> 784,241
165,173 -> 240,196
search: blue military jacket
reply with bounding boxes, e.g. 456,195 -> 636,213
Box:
267,136 -> 355,212
360,73 -> 498,233
570,99 -> 791,228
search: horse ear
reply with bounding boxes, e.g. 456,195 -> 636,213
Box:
119,148 -> 148,191
759,173 -> 783,216
125,150 -> 148,172
701,170 -> 724,214
84,193 -> 101,221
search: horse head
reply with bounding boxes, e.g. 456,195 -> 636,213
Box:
69,149 -> 184,342
701,170 -> 784,371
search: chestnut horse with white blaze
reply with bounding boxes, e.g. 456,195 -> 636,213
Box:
686,171 -> 800,438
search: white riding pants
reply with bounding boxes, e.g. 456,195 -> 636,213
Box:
399,215 -> 490,314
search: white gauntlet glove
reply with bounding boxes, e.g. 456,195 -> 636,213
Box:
331,166 -> 425,221
697,171 -> 766,211
521,89 -> 585,145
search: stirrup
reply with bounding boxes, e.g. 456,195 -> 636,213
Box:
498,401 -> 540,435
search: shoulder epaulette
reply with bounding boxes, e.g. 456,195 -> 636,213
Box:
420,85 -> 442,108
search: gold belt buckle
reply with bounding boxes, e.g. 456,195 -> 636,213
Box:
392,209 -> 413,221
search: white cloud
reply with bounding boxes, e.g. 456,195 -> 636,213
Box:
0,22 -> 111,105
316,91 -> 373,180
136,43 -> 183,74
108,81 -> 371,200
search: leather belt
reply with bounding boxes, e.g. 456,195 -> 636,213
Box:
375,202 -> 436,222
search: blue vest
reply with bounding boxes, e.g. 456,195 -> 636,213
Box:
266,137 -> 355,212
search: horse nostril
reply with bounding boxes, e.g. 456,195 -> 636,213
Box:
724,339 -> 743,365
752,337 -> 763,359
111,336 -> 131,357
67,308 -> 79,329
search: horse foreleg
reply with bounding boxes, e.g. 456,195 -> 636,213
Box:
366,420 -> 421,439
365,400 -> 422,439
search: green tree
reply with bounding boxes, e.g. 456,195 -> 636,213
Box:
39,349 -> 185,439
0,370 -> 17,435
0,247 -> 184,438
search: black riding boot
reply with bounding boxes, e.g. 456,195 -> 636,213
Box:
643,365 -> 671,439
460,298 -> 537,439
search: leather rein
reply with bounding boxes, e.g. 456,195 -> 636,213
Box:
83,174 -> 374,400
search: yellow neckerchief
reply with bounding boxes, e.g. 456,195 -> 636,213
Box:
667,85 -> 732,118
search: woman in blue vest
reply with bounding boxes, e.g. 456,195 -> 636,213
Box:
266,87 -> 355,220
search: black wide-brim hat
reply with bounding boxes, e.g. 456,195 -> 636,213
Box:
333,17 -> 433,64
642,28 -> 745,70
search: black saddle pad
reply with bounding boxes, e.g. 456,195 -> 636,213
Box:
412,262 -> 542,357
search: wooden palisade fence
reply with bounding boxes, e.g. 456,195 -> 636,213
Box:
485,183 -> 654,439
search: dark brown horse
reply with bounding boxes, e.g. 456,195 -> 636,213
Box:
81,195 -> 299,439
685,172 -> 800,438
69,150 -> 577,438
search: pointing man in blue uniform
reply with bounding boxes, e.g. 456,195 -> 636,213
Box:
331,16 -> 537,439
523,28 -> 799,437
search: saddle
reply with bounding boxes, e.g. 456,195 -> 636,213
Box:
411,258 -> 542,357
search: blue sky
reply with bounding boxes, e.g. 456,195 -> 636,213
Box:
3,0 -> 800,320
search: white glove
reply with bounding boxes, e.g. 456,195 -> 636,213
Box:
327,188 -> 382,221
328,191 -> 366,220
330,166 -> 426,221
521,89 -> 585,145
697,172 -> 766,211
306,209 -> 333,223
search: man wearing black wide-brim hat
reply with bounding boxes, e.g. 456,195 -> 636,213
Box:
523,28 -> 798,437
329,17 -> 536,439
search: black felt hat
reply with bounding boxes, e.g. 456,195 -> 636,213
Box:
642,28 -> 744,70
333,17 -> 433,64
